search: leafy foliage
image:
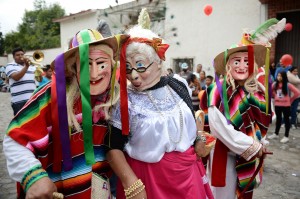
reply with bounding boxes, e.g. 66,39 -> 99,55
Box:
4,0 -> 65,54
0,32 -> 5,55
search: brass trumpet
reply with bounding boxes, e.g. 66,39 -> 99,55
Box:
25,50 -> 45,67
25,50 -> 45,82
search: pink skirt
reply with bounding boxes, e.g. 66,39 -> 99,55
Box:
117,147 -> 213,199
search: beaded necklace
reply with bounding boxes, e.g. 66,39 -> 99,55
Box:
147,86 -> 183,144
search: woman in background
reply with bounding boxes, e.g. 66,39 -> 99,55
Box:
268,71 -> 300,143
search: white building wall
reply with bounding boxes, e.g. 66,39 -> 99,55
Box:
59,12 -> 99,51
165,0 -> 267,75
0,57 -> 8,66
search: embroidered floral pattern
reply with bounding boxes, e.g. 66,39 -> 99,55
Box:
241,140 -> 261,160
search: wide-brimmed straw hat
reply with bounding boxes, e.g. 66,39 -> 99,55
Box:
51,29 -> 129,75
213,44 -> 267,76
50,29 -> 129,172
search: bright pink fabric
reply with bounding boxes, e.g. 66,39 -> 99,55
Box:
272,83 -> 300,107
117,147 -> 213,199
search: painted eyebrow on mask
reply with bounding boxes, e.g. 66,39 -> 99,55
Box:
89,57 -> 109,61
232,57 -> 248,61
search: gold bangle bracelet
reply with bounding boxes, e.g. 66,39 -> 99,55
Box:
126,185 -> 145,199
124,179 -> 144,196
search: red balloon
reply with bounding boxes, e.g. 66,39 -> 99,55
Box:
204,5 -> 213,16
281,54 -> 293,66
285,23 -> 293,31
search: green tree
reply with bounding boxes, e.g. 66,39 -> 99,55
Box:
4,0 -> 65,53
0,32 -> 5,55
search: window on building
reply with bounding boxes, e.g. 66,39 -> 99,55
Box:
172,58 -> 194,74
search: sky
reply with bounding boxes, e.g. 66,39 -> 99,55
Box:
0,0 -> 134,35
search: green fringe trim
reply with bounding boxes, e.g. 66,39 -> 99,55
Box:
21,165 -> 48,192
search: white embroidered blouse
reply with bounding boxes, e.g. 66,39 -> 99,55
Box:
110,85 -> 197,163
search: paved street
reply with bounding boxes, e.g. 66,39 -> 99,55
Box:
0,92 -> 15,199
0,92 -> 299,199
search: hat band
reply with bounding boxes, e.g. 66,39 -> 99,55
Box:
128,37 -> 169,61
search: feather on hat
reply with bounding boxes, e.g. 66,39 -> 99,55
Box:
214,18 -> 286,75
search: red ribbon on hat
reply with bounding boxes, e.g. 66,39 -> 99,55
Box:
119,40 -> 130,135
248,45 -> 254,77
128,37 -> 169,60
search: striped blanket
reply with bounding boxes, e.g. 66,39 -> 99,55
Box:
200,81 -> 271,198
6,83 -> 111,198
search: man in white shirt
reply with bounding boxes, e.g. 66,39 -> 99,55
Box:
5,47 -> 36,115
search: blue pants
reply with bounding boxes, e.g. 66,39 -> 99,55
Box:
275,106 -> 291,137
290,98 -> 299,125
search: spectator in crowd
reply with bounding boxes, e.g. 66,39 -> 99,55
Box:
274,56 -> 292,80
166,68 -> 192,97
199,70 -> 206,89
166,67 -> 174,76
179,62 -> 192,80
39,64 -> 53,87
0,76 -> 5,91
270,62 -> 276,81
5,47 -> 37,115
187,73 -> 201,111
205,75 -> 214,89
287,66 -> 300,129
194,63 -> 203,79
268,71 -> 300,143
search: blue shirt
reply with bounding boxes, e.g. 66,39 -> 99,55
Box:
274,65 -> 292,79
39,76 -> 50,87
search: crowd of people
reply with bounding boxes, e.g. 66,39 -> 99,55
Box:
1,8 -> 299,199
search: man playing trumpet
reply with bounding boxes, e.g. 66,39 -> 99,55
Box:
5,47 -> 37,115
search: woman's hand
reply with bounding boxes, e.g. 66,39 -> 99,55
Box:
107,150 -> 147,199
194,139 -> 206,157
25,177 -> 57,199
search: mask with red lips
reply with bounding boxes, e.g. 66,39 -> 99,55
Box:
228,52 -> 249,82
76,48 -> 112,95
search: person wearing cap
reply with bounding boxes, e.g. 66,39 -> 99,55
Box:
3,29 -> 129,198
105,8 -> 213,199
178,62 -> 192,80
